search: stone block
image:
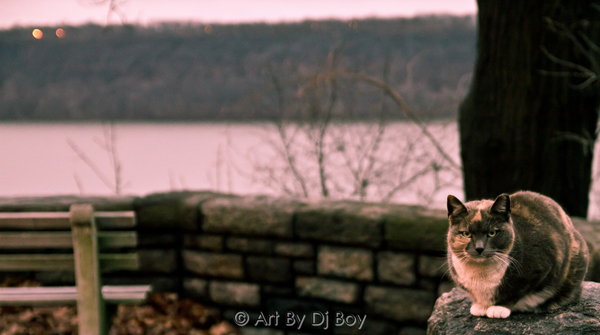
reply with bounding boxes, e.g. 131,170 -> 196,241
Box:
241,328 -> 284,335
296,277 -> 359,304
383,206 -> 448,252
134,191 -> 224,230
274,242 -> 314,258
184,234 -> 224,251
334,319 -> 398,335
138,249 -> 177,273
202,195 -> 301,237
399,327 -> 427,335
317,246 -> 373,281
437,281 -> 455,296
247,256 -> 291,283
378,252 -> 415,285
364,286 -> 435,323
427,282 -> 600,335
418,255 -> 448,278
182,250 -> 243,279
183,277 -> 209,299
266,298 -> 329,315
295,200 -> 384,247
572,217 -> 600,282
265,298 -> 329,332
209,281 -> 260,306
138,233 -> 177,247
226,237 -> 273,254
262,285 -> 294,297
294,260 -> 315,275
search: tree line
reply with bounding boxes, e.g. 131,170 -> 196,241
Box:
0,15 -> 475,121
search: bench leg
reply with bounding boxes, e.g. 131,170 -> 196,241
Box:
71,204 -> 106,335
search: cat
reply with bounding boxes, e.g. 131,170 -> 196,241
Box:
446,191 -> 589,318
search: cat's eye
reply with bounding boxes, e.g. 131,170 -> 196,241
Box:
488,230 -> 497,237
461,231 -> 471,238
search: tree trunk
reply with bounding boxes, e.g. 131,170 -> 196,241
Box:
459,0 -> 600,217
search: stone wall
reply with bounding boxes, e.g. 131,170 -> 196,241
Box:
1,191 -> 599,335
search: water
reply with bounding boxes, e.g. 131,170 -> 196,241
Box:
2,121 -> 599,218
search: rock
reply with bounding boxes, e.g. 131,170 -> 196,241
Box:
427,281 -> 600,335
572,217 -> 600,282
365,286 -> 435,323
227,237 -> 273,254
383,206 -> 448,253
183,277 -> 209,299
262,285 -> 294,297
378,251 -> 415,285
209,281 -> 261,307
202,195 -> 301,238
138,233 -> 178,247
134,191 -> 223,230
293,260 -> 315,275
240,328 -> 284,335
295,200 -> 384,247
246,256 -> 292,283
138,249 -> 178,273
418,255 -> 448,278
274,242 -> 315,258
317,246 -> 373,281
296,277 -> 359,304
334,319 -> 399,335
182,250 -> 244,279
184,234 -> 225,251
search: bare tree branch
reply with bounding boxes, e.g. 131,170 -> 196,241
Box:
303,70 -> 461,170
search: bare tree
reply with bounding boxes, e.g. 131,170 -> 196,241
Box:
236,48 -> 463,205
78,0 -> 128,25
67,123 -> 129,195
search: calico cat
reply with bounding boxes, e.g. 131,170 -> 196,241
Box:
446,191 -> 589,318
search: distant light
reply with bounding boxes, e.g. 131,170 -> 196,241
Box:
310,22 -> 319,30
56,28 -> 65,38
349,20 -> 358,30
204,25 -> 213,34
32,29 -> 43,39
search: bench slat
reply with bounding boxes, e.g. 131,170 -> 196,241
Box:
0,285 -> 152,305
0,232 -> 137,249
0,253 -> 139,271
0,254 -> 74,270
0,211 -> 136,230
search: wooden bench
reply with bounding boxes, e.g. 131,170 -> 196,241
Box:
0,204 -> 152,335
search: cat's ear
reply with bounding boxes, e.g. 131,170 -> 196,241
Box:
447,195 -> 467,218
491,193 -> 511,217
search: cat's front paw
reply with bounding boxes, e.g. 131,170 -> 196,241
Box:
486,306 -> 511,318
470,303 -> 487,316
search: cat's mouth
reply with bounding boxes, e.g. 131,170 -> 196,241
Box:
466,253 -> 491,263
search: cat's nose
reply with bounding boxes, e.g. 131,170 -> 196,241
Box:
476,247 -> 484,255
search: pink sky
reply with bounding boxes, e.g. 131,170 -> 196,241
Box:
0,0 -> 476,28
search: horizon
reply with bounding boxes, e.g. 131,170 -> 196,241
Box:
0,13 -> 477,31
1,0 -> 477,29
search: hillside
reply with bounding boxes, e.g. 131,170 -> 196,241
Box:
0,16 -> 476,121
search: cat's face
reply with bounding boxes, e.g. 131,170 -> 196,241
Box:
447,194 -> 515,263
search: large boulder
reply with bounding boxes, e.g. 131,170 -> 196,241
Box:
427,281 -> 600,335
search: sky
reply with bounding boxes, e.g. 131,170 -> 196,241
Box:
0,0 -> 476,29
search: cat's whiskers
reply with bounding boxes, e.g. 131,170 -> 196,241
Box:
504,254 -> 523,276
